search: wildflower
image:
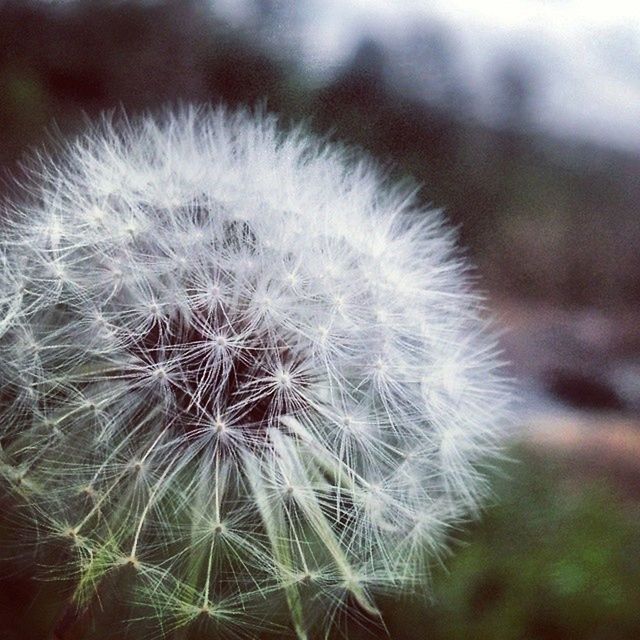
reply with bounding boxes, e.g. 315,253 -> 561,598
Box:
0,107 -> 509,638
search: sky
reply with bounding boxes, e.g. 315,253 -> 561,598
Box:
216,0 -> 640,152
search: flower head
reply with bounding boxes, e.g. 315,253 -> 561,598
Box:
0,107 -> 508,638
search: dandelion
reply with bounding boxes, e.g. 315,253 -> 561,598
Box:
0,107 -> 509,638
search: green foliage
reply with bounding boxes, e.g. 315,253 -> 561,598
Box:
368,449 -> 640,640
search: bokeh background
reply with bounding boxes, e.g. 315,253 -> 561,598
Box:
1,1 -> 639,638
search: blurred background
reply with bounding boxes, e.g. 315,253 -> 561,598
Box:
0,1 -> 639,638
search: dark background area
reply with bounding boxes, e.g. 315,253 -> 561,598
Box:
1,1 -> 639,638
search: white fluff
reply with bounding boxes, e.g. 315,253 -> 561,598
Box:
0,107 -> 509,639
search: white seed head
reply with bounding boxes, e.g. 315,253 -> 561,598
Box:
0,107 -> 509,638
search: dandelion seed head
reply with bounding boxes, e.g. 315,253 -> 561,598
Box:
0,106 -> 509,638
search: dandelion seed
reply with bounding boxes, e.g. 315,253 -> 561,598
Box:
0,106 -> 509,639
